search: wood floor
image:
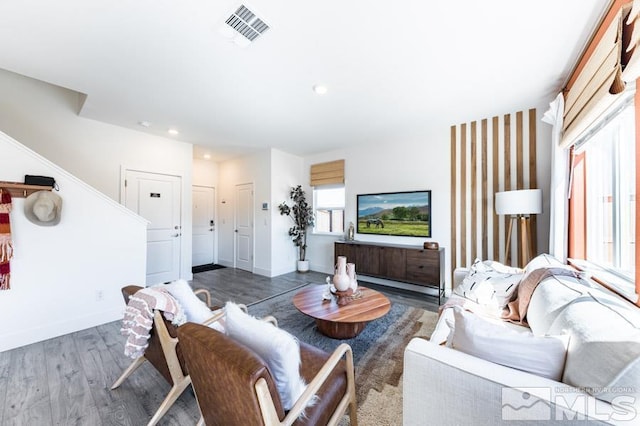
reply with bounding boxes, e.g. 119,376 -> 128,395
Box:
0,268 -> 439,426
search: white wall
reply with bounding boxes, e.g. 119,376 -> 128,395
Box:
0,131 -> 147,351
533,102 -> 553,255
305,135 -> 453,288
193,158 -> 218,187
271,149 -> 305,276
0,69 -> 194,281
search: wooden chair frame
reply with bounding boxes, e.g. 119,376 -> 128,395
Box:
182,317 -> 358,426
111,289 -> 257,426
255,343 -> 358,426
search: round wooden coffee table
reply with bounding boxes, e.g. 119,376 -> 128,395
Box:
293,285 -> 391,339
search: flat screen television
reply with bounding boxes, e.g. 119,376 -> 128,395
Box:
357,190 -> 431,237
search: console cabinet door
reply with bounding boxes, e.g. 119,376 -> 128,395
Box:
335,243 -> 380,276
335,242 -> 356,266
356,245 -> 381,276
379,246 -> 406,280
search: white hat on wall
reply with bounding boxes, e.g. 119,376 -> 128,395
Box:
24,191 -> 62,226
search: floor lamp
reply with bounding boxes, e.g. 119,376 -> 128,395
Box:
495,189 -> 542,267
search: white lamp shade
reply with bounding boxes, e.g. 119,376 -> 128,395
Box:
495,189 -> 542,215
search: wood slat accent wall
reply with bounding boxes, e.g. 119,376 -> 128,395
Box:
450,109 -> 538,273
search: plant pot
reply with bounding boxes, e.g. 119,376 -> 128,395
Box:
297,260 -> 310,272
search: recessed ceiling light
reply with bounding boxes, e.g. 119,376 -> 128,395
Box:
168,128 -> 179,135
138,121 -> 151,127
313,84 -> 328,95
203,153 -> 211,160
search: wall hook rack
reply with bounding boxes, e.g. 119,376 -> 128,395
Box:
0,181 -> 53,198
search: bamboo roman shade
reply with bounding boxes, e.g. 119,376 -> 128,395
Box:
562,2 -> 634,147
623,0 -> 640,79
310,160 -> 345,186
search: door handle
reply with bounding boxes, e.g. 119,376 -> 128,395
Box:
235,229 -> 238,233
172,233 -> 180,237
209,228 -> 214,231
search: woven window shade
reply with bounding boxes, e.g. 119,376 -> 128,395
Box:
310,160 -> 345,186
623,0 -> 640,81
562,4 -> 631,148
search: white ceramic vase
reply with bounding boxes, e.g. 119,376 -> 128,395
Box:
347,262 -> 358,291
332,256 -> 351,291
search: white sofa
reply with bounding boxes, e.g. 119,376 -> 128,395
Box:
403,254 -> 640,425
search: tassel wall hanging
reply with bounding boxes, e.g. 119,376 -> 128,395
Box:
0,190 -> 13,290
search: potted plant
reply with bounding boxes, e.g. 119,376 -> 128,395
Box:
278,185 -> 314,272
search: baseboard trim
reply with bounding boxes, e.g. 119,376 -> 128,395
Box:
0,307 -> 123,352
253,267 -> 271,277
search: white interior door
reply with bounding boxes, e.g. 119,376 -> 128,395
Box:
192,186 -> 215,267
124,170 -> 181,285
235,183 -> 253,272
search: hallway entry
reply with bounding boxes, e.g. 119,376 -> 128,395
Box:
192,185 -> 216,267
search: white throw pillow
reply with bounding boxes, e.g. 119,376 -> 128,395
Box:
224,301 -> 306,410
526,274 -> 588,336
547,290 -> 640,404
447,306 -> 569,381
469,258 -> 523,275
524,253 -> 565,272
453,271 -> 522,309
162,279 -> 224,332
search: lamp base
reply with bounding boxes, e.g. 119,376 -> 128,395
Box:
504,215 -> 534,268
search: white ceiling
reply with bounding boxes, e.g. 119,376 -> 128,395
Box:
0,0 -> 610,161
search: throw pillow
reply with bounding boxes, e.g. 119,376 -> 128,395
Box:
162,279 -> 224,332
454,271 -> 522,309
526,274 -> 588,336
524,253 -> 565,272
547,290 -> 640,405
469,258 -> 523,275
224,301 -> 306,410
446,306 -> 569,381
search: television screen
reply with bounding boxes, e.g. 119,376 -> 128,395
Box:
357,190 -> 431,237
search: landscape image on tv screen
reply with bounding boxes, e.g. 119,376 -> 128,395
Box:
357,190 -> 431,237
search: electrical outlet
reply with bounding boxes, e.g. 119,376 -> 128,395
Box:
96,290 -> 104,302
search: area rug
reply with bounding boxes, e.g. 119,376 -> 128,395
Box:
247,285 -> 439,426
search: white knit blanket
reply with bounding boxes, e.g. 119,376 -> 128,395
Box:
120,287 -> 186,359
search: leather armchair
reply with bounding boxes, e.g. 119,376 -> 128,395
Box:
178,322 -> 358,426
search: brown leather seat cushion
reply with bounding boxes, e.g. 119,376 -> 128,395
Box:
294,341 -> 348,425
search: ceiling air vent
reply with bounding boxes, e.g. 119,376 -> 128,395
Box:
224,5 -> 269,44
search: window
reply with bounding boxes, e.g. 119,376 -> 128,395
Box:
583,104 -> 635,277
313,186 -> 345,234
570,96 -> 636,298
